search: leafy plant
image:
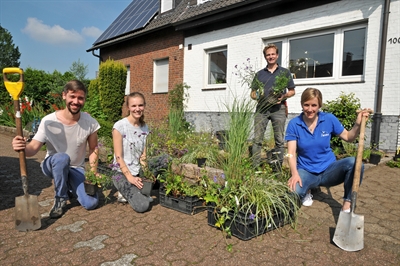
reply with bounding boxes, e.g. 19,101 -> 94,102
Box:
321,92 -> 366,151
386,159 -> 400,168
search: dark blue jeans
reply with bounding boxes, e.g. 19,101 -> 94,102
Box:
295,157 -> 363,201
41,153 -> 98,210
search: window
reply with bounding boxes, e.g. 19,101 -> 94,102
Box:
161,0 -> 173,13
125,65 -> 130,95
153,58 -> 169,93
206,47 -> 227,88
265,25 -> 366,83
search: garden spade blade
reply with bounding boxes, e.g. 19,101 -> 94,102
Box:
3,67 -> 41,231
333,112 -> 371,251
333,198 -> 364,251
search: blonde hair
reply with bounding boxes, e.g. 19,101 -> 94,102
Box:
301,88 -> 323,107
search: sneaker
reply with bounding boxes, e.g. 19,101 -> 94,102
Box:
302,193 -> 313,207
50,197 -> 67,218
147,196 -> 154,203
117,192 -> 127,203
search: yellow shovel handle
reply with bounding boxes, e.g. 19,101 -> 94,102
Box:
3,67 -> 24,100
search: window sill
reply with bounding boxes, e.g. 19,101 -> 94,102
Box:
202,87 -> 227,91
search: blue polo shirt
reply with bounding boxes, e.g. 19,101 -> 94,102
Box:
285,112 -> 345,174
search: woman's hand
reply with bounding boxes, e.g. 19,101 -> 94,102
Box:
128,176 -> 143,189
287,173 -> 302,192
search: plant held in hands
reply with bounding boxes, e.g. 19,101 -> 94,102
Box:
265,71 -> 290,105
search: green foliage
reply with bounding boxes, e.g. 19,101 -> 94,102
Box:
321,92 -> 364,150
0,26 -> 20,70
96,118 -> 114,148
83,79 -> 108,121
98,59 -> 126,124
0,26 -> 21,104
386,159 -> 400,168
69,59 -> 89,81
272,71 -> 290,94
222,96 -> 255,180
168,83 -> 191,139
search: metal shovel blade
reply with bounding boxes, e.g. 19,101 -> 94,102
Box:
333,211 -> 364,251
15,193 -> 41,232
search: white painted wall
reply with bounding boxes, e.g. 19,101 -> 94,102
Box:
183,0 -> 399,117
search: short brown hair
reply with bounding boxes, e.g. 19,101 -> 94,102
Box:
263,44 -> 279,57
63,80 -> 87,97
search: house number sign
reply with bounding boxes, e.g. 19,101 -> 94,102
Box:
388,37 -> 399,44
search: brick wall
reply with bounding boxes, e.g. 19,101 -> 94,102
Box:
100,28 -> 184,122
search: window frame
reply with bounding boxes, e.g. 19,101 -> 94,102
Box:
125,65 -> 130,95
204,46 -> 228,90
153,58 -> 169,94
264,24 -> 367,85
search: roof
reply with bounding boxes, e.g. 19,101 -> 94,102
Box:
87,0 -> 333,52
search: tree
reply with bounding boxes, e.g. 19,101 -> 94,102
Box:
0,26 -> 21,70
69,59 -> 89,81
0,26 -> 21,104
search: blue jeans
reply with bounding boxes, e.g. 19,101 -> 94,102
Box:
295,157 -> 363,202
41,153 -> 99,210
253,104 -> 286,166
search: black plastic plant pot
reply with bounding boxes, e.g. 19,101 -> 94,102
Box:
140,179 -> 154,196
196,158 -> 206,168
84,182 -> 98,196
369,153 -> 381,165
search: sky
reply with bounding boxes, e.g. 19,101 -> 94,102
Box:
0,0 -> 131,79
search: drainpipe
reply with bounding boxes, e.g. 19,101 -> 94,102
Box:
91,50 -> 103,64
371,0 -> 391,149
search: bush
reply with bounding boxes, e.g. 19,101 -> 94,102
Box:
321,92 -> 365,151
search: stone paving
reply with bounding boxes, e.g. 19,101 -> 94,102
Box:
0,132 -> 399,266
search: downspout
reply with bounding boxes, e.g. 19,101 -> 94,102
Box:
91,50 -> 103,64
371,0 -> 391,149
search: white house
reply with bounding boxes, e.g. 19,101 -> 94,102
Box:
182,0 -> 399,152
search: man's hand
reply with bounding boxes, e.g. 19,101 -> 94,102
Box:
250,90 -> 258,100
12,136 -> 27,151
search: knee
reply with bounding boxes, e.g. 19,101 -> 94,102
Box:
80,196 -> 99,210
129,193 -> 150,213
51,153 -> 71,166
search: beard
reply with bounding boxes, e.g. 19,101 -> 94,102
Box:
67,103 -> 82,115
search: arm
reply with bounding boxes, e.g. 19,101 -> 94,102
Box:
286,140 -> 302,191
338,109 -> 371,142
87,131 -> 99,173
112,128 -> 143,189
12,136 -> 43,157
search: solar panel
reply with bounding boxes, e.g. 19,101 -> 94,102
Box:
94,0 -> 159,45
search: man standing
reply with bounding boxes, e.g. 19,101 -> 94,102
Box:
251,44 -> 295,167
12,80 -> 100,218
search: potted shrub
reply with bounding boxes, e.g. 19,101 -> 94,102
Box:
84,169 -> 113,196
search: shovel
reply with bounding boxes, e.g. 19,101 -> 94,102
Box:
3,67 -> 41,231
333,110 -> 371,251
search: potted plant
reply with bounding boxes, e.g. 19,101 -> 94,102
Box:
265,71 -> 290,106
84,169 -> 113,196
367,144 -> 385,165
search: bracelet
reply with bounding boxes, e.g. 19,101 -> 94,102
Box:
284,153 -> 293,158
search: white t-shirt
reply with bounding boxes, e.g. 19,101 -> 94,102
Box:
34,111 -> 100,169
113,118 -> 149,176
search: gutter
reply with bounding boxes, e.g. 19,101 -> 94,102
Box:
371,0 -> 391,149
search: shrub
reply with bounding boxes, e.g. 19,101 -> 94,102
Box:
321,92 -> 366,151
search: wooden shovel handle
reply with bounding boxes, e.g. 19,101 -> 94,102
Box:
352,115 -> 368,193
14,100 -> 29,194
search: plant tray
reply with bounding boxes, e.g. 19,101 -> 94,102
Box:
207,206 -> 290,241
159,188 -> 206,215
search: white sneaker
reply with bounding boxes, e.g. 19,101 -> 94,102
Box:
117,192 -> 127,203
302,193 -> 313,206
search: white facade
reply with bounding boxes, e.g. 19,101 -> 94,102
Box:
183,0 -> 400,151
